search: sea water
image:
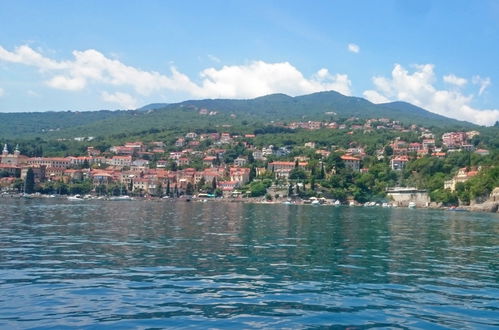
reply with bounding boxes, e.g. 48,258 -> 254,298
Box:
0,199 -> 498,328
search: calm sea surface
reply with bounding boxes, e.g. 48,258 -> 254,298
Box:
0,199 -> 498,329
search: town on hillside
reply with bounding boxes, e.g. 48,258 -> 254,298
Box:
0,117 -> 497,209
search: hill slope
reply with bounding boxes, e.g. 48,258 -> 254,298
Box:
0,91 -> 476,140
157,91 -> 472,127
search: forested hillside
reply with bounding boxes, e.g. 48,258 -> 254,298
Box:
0,91 -> 476,140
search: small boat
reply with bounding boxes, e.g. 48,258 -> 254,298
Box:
108,195 -> 132,201
311,200 -> 320,206
408,202 -> 416,208
334,200 -> 341,206
67,195 -> 83,201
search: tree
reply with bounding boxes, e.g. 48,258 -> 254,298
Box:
318,163 -> 325,180
430,189 -> 458,206
69,181 -> 92,195
289,167 -> 307,180
95,184 -> 107,195
384,145 -> 393,157
186,182 -> 194,196
249,181 -> 267,197
288,184 -> 294,196
166,180 -> 171,197
110,185 -> 121,196
325,152 -> 345,171
13,179 -> 24,192
197,177 -> 206,191
0,170 -> 11,178
155,183 -> 163,197
214,154 -> 221,166
249,165 -> 256,182
455,182 -> 470,205
25,168 -> 35,194
248,152 -> 255,164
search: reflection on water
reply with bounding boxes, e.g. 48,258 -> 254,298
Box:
0,199 -> 498,328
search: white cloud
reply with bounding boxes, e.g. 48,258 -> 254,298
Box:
196,62 -> 352,98
348,43 -> 360,53
207,54 -> 221,63
0,45 -> 352,100
362,90 -> 389,104
101,91 -> 138,109
363,64 -> 499,126
0,45 -> 67,70
46,75 -> 86,91
0,87 -> 4,97
472,75 -> 491,96
443,74 -> 467,87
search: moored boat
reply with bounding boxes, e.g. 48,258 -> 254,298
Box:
67,194 -> 83,201
108,195 -> 132,201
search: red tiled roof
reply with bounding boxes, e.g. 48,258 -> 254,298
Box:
341,155 -> 360,161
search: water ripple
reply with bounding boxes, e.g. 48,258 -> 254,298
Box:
0,199 -> 498,328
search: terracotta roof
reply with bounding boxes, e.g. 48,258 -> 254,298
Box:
341,155 -> 360,161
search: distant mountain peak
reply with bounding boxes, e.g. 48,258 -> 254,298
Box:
136,103 -> 170,111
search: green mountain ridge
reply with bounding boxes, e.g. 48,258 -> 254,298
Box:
164,91 -> 474,127
0,91 -> 477,140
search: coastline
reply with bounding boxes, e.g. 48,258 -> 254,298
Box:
2,193 -> 498,214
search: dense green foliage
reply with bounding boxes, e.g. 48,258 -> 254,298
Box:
429,166 -> 499,206
0,110 -> 129,139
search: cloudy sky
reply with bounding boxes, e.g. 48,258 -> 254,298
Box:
0,0 -> 498,125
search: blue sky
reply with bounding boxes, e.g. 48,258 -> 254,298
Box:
0,0 -> 498,125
